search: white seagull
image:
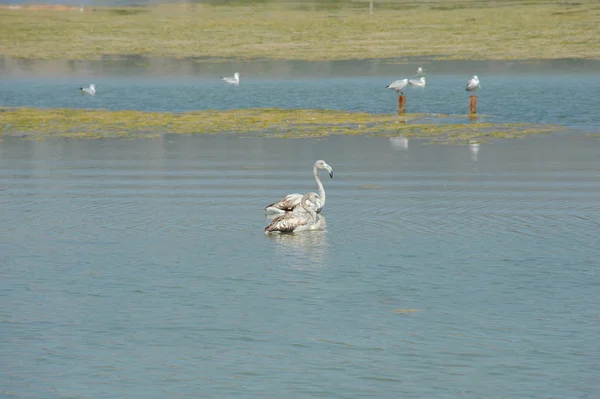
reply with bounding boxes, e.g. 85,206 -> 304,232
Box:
386,78 -> 409,94
221,72 -> 240,85
80,84 -> 96,95
265,192 -> 324,234
408,67 -> 426,87
265,160 -> 333,215
466,75 -> 480,93
408,76 -> 426,87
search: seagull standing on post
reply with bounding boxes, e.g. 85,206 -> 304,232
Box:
466,75 -> 480,93
386,78 -> 409,95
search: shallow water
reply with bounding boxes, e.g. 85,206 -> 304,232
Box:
1,133 -> 599,399
2,58 -> 600,130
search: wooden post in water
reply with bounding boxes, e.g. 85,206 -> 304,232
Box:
469,95 -> 478,115
398,95 -> 406,115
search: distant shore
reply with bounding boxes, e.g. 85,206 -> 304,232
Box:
1,1 -> 599,61
4,57 -> 599,80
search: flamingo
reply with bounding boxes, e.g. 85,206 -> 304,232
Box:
265,192 -> 323,234
265,160 -> 333,215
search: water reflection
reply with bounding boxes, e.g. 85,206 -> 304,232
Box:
469,140 -> 480,162
2,134 -> 600,399
265,217 -> 328,267
389,136 -> 409,150
3,57 -> 600,79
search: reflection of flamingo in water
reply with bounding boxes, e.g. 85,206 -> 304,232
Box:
266,221 -> 328,246
265,192 -> 324,234
265,160 -> 333,215
266,221 -> 328,267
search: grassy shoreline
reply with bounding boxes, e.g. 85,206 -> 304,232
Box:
1,107 -> 561,142
1,1 -> 599,61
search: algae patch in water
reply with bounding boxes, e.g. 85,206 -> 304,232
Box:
0,107 -> 560,143
393,309 -> 420,314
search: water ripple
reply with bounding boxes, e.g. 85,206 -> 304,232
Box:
1,135 -> 599,399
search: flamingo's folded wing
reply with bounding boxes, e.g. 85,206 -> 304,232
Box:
264,212 -> 309,234
264,193 -> 303,213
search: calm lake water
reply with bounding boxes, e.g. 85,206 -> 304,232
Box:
1,59 -> 600,398
2,58 -> 600,128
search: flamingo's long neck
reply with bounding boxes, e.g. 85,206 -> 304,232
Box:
301,196 -> 318,226
309,208 -> 318,226
313,165 -> 325,207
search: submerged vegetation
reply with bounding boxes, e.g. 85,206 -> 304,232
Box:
1,107 -> 561,142
1,0 -> 599,61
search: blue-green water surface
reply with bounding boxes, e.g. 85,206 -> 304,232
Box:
1,133 -> 599,399
2,58 -> 600,129
1,59 -> 599,398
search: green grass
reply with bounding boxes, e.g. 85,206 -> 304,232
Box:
1,0 -> 599,61
0,107 -> 561,143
